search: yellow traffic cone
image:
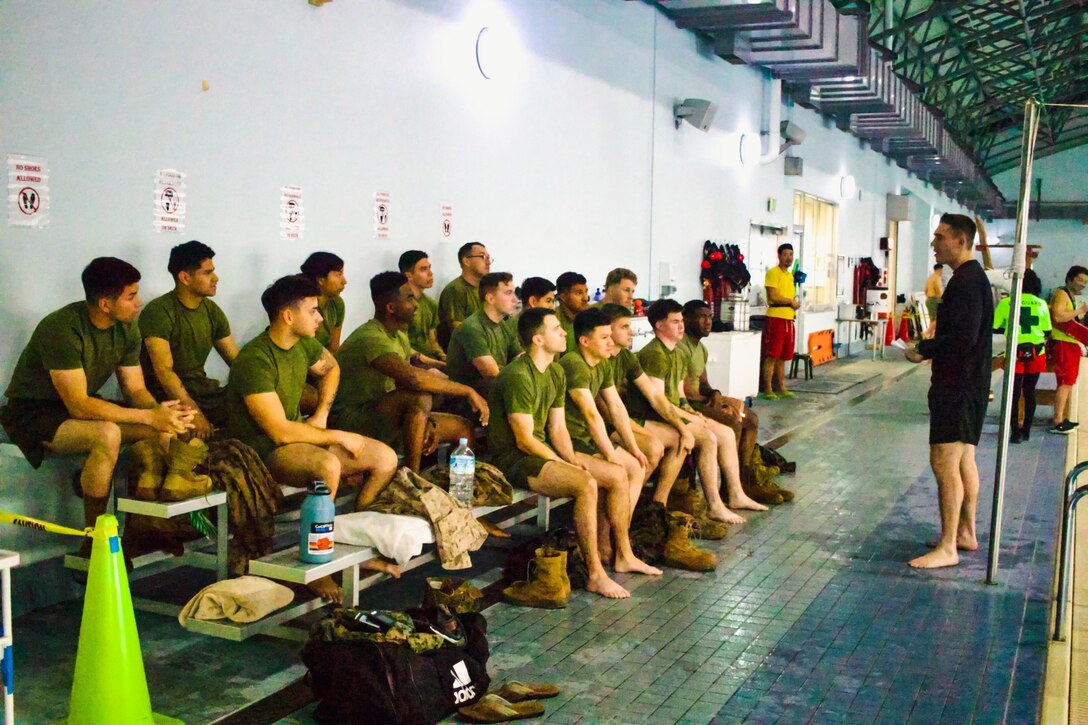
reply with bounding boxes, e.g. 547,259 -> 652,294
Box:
63,515 -> 181,724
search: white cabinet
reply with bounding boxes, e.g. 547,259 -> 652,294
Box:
702,331 -> 763,400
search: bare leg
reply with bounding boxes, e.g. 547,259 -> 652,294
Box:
686,423 -> 744,524
335,438 -> 399,510
774,360 -> 788,394
642,422 -> 684,504
372,390 -> 430,472
431,412 -> 475,450
1056,385 -> 1072,425
615,425 -> 663,486
910,442 -> 964,569
45,420 -> 124,500
703,418 -> 768,513
761,358 -> 776,395
527,461 -> 629,599
575,453 -> 661,577
957,444 -> 979,550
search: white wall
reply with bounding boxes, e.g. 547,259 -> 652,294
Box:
0,0 -> 968,382
992,146 -> 1088,202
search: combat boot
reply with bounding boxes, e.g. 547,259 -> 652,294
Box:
741,464 -> 785,505
127,439 -> 166,500
753,463 -> 794,502
668,486 -> 727,540
662,512 -> 717,571
160,438 -> 214,501
503,547 -> 571,609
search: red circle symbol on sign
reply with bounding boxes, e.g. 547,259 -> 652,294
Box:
160,187 -> 178,214
18,187 -> 40,215
286,199 -> 300,223
442,219 -> 452,237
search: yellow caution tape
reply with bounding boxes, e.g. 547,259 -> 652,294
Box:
0,511 -> 92,538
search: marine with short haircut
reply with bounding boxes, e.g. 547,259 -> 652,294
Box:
141,240 -> 240,438
437,241 -> 491,348
559,308 -> 659,569
399,250 -> 445,360
628,299 -> 768,522
502,276 -> 556,357
555,271 -> 589,352
599,268 -> 638,309
445,272 -> 519,396
0,257 -> 194,557
487,308 -> 655,600
225,274 -> 399,601
761,243 -> 799,399
332,271 -> 487,472
299,252 -> 348,353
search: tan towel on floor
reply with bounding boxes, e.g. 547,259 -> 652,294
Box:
178,576 -> 294,625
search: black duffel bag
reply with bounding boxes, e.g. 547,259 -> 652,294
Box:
301,609 -> 491,725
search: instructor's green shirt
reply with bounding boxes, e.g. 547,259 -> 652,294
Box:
487,354 -> 566,470
675,334 -> 708,400
139,291 -> 231,404
558,350 -> 613,445
608,347 -> 644,402
225,331 -> 324,458
438,277 -> 480,344
625,337 -> 682,421
4,302 -> 141,402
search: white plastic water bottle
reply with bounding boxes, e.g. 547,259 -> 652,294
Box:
449,438 -> 475,506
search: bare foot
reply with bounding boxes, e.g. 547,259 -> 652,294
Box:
729,494 -> 770,512
707,501 -> 746,524
361,558 -> 402,578
307,575 -> 344,604
586,573 -> 630,599
613,555 -> 663,576
925,537 -> 979,552
909,548 -> 959,569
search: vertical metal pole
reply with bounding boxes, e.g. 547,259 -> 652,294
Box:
987,99 -> 1041,584
2,567 -> 12,725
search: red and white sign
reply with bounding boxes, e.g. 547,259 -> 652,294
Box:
374,191 -> 390,239
7,154 -> 50,228
153,169 -> 187,232
280,185 -> 305,240
441,203 -> 453,238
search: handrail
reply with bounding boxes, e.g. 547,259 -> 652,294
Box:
1052,460 -> 1088,641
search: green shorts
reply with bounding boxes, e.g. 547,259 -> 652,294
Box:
493,453 -> 551,490
571,438 -> 602,457
330,400 -> 399,447
0,397 -> 71,468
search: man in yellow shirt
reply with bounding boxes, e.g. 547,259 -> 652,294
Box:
761,243 -> 799,399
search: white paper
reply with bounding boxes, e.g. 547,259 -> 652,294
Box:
441,202 -> 453,238
374,191 -> 390,238
891,338 -> 908,350
7,154 -> 50,228
280,185 -> 304,240
153,168 -> 187,233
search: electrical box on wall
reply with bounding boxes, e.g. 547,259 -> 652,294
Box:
879,236 -> 893,251
784,157 -> 803,176
886,193 -> 912,222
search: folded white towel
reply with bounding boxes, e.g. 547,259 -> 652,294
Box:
334,511 -> 434,566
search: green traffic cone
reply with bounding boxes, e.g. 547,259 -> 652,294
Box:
63,515 -> 181,724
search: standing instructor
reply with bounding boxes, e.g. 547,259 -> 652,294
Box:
905,213 -> 993,569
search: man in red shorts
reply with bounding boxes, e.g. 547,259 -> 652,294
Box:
761,243 -> 799,400
1048,265 -> 1088,434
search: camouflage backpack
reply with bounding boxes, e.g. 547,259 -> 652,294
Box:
422,460 -> 513,507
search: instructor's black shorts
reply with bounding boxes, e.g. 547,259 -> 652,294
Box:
928,386 -> 987,446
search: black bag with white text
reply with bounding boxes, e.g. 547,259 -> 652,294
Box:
301,609 -> 490,725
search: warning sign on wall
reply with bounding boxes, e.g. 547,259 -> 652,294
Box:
374,191 -> 390,239
441,203 -> 453,238
280,185 -> 305,240
153,169 -> 187,233
7,154 -> 50,228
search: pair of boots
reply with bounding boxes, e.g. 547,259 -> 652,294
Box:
503,548 -> 571,609
741,451 -> 794,505
129,438 -> 213,502
662,512 -> 717,572
667,485 -> 728,540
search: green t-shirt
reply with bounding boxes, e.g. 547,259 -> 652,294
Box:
675,334 -> 708,400
315,295 -> 346,349
993,294 -> 1051,346
438,277 -> 480,343
4,302 -> 142,402
608,347 -> 644,402
225,331 -> 324,457
333,319 -> 413,412
487,354 -> 566,469
557,311 -> 578,352
500,313 -> 525,357
139,291 -> 231,404
626,337 -> 682,421
446,310 -> 516,388
408,292 -> 442,357
557,350 -> 614,445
